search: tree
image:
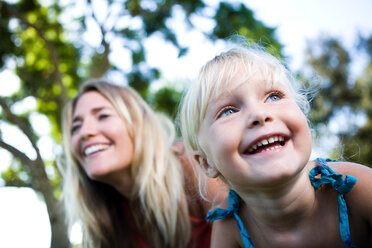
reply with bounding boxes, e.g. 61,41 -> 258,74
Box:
0,0 -> 282,246
305,34 -> 372,166
342,35 -> 372,165
0,1 -> 79,247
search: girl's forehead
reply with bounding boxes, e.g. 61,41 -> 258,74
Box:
197,56 -> 293,120
211,66 -> 280,100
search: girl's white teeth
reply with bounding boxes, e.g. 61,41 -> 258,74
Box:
84,144 -> 109,156
248,136 -> 285,153
264,145 -> 280,152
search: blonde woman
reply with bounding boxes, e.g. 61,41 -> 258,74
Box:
59,79 -> 223,248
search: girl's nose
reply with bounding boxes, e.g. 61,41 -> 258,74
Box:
247,106 -> 273,128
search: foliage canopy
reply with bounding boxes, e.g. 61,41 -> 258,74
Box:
0,0 -> 282,246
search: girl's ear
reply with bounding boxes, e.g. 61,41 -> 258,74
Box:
194,154 -> 220,178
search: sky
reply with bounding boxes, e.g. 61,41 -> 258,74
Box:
142,0 -> 372,83
0,0 -> 372,247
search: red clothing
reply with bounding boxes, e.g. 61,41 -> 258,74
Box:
122,201 -> 149,248
123,201 -> 211,247
190,215 -> 211,248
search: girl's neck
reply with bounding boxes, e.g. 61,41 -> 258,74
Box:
236,162 -> 317,231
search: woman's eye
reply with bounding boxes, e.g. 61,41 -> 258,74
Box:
98,114 -> 109,120
218,107 -> 236,118
71,124 -> 81,134
266,92 -> 282,102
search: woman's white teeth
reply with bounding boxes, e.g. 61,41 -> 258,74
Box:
84,144 -> 109,156
248,136 -> 285,153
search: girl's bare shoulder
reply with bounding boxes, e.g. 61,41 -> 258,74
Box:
328,160 -> 372,218
210,213 -> 242,248
327,160 -> 372,192
327,160 -> 372,177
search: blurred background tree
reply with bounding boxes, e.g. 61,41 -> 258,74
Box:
0,0 -> 282,247
305,35 -> 372,166
1,0 -> 372,246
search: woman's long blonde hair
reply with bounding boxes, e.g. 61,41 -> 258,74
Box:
59,79 -> 191,248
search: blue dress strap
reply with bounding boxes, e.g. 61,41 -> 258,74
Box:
206,158 -> 358,248
206,190 -> 254,248
309,158 -> 358,248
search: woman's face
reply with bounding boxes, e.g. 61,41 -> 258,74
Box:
71,91 -> 134,186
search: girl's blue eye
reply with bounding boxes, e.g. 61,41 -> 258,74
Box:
266,92 -> 282,102
219,108 -> 236,118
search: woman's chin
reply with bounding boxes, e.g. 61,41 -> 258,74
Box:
87,168 -> 111,182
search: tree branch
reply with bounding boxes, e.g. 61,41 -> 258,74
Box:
3,1 -> 68,105
0,97 -> 40,157
3,179 -> 32,188
0,131 -> 54,201
88,3 -> 111,78
0,139 -> 33,166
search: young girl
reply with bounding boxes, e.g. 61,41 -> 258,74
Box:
59,79 -> 223,248
180,44 -> 372,247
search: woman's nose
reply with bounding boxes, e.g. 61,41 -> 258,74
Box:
80,118 -> 98,139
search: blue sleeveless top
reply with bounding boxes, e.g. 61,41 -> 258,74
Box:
206,158 -> 358,248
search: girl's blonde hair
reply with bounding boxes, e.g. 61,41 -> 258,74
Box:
180,43 -> 311,171
60,79 -> 190,248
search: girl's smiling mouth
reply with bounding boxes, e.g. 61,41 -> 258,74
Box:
245,135 -> 288,155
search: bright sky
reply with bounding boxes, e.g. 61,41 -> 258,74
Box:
143,0 -> 372,83
0,0 -> 371,247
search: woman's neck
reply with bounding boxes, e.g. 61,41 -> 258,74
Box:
114,183 -> 133,198
99,169 -> 133,198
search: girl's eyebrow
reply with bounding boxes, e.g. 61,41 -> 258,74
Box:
206,94 -> 234,118
72,106 -> 112,123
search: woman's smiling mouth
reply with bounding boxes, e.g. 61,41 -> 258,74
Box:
84,144 -> 110,156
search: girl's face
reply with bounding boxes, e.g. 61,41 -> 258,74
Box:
198,72 -> 312,190
71,91 -> 134,185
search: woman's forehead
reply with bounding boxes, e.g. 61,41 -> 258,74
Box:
72,91 -> 114,117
